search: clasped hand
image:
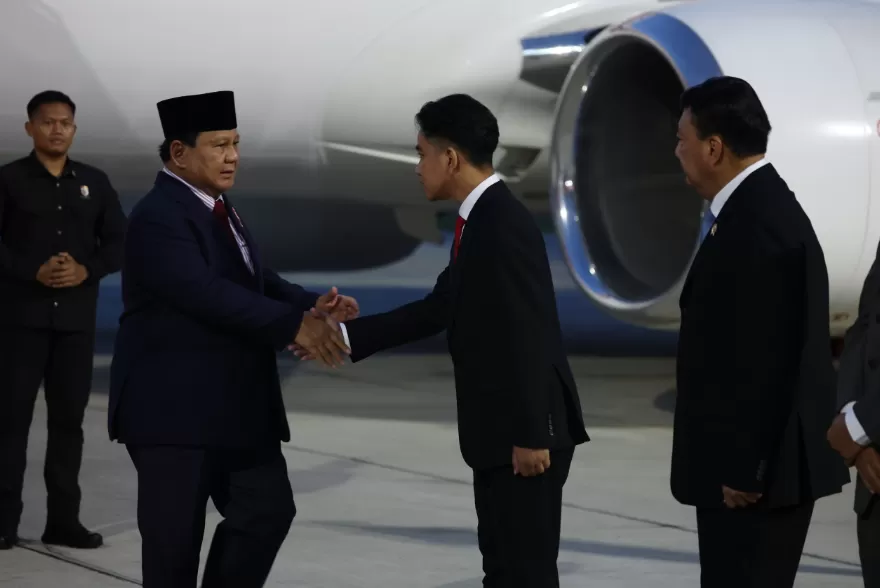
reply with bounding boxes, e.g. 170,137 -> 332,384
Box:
853,447 -> 880,494
289,287 -> 358,367
36,252 -> 88,288
722,486 -> 762,508
826,413 -> 880,493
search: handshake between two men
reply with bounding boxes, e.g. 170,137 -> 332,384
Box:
287,288 -> 553,478
289,287 -> 356,367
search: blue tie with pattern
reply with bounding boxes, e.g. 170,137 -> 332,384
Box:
700,209 -> 716,242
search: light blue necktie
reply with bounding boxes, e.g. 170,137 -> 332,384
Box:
699,209 -> 716,242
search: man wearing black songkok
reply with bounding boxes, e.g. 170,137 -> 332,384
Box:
108,90 -> 354,588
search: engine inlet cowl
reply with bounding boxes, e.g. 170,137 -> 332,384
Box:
550,11 -> 722,327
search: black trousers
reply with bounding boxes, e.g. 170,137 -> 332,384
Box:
472,447 -> 574,588
696,500 -> 815,588
858,492 -> 880,588
0,327 -> 95,535
126,444 -> 295,588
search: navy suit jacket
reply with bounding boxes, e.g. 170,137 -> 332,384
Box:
108,171 -> 318,447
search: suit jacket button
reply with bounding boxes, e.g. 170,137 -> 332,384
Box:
870,359 -> 878,370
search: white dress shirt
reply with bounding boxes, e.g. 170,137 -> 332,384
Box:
841,401 -> 871,445
337,173 -> 501,350
708,158 -> 769,218
162,167 -> 254,274
458,173 -> 501,224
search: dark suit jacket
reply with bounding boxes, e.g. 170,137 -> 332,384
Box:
342,181 -> 589,470
108,172 -> 318,447
672,164 -> 849,508
837,239 -> 880,514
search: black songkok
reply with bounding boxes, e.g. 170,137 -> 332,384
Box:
156,91 -> 237,139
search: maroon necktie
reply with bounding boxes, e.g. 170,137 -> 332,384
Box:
212,198 -> 236,243
453,215 -> 466,259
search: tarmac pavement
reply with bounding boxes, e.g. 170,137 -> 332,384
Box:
0,353 -> 865,587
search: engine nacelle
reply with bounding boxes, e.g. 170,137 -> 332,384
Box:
549,0 -> 880,335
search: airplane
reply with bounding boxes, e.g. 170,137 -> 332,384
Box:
2,0 -> 878,352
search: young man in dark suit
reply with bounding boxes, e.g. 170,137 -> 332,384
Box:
298,94 -> 588,587
110,90 -> 354,588
671,76 -> 850,587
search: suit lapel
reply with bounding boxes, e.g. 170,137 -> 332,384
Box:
680,224 -> 715,305
159,172 -> 212,221
447,219 -> 474,335
157,173 -> 259,288
680,200 -> 735,307
223,195 -> 263,288
208,210 -> 254,283
448,234 -> 465,332
444,183 -> 509,334
449,196 -> 484,305
680,166 -> 777,307
448,186 -> 500,321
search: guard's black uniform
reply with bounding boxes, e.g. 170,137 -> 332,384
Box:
0,151 -> 126,543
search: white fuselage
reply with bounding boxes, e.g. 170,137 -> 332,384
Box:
3,0 -> 880,337
0,0 -> 661,201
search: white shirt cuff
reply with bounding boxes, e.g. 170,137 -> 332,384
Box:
338,322 -> 350,349
842,401 -> 871,446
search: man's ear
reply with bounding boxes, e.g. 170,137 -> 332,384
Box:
707,135 -> 724,166
170,140 -> 189,168
445,146 -> 461,174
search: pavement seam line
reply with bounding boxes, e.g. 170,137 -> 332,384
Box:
18,540 -> 143,585
280,443 -> 861,569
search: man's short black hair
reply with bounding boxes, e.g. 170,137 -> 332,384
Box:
158,132 -> 199,163
680,76 -> 771,158
415,94 -> 499,168
27,90 -> 76,120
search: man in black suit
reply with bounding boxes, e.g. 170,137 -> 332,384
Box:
670,76 -> 850,587
297,94 -> 588,587
110,91 -> 354,588
828,243 -> 880,587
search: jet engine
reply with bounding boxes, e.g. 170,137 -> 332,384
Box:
545,0 -> 880,335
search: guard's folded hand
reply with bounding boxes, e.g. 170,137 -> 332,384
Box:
292,312 -> 350,367
36,256 -> 63,287
50,252 -> 88,288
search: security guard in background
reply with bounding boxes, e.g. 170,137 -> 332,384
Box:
0,90 -> 127,550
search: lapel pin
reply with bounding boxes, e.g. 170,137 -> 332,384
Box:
80,185 -> 90,199
710,223 -> 717,236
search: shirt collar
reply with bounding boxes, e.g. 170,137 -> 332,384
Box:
27,149 -> 76,179
162,167 -> 223,208
709,158 -> 769,218
458,173 -> 500,221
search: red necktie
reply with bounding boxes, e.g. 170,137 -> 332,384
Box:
213,198 -> 236,243
453,215 -> 466,259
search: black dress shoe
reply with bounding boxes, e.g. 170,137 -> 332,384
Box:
0,535 -> 17,550
41,523 -> 103,549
